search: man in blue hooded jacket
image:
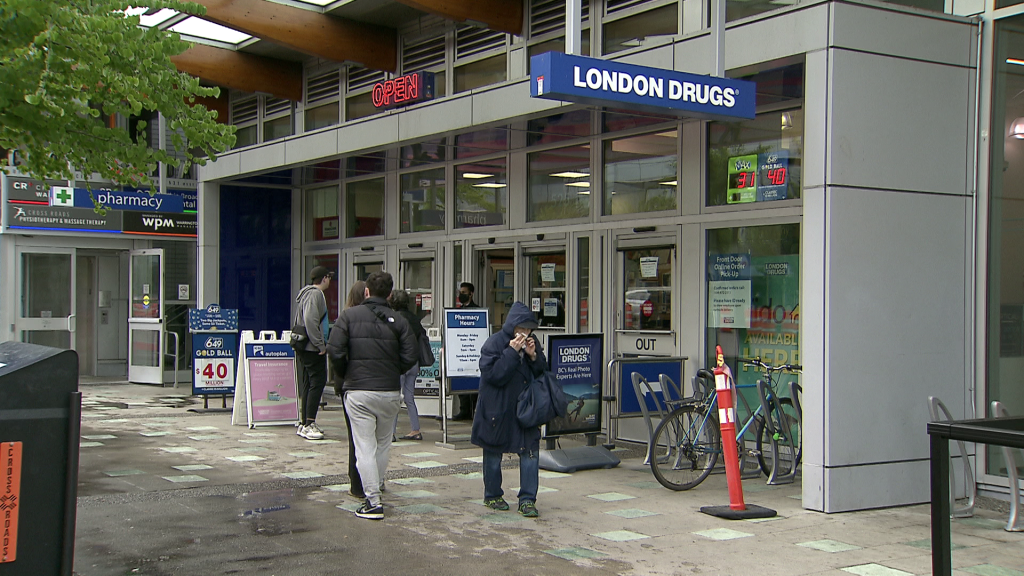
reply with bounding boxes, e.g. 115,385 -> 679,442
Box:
471,301 -> 547,518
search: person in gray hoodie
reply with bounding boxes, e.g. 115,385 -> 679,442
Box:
293,265 -> 332,440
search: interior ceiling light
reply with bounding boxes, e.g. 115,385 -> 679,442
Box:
1007,58 -> 1024,66
461,173 -> 492,179
472,183 -> 507,188
1010,117 -> 1024,139
550,171 -> 589,178
566,182 -> 591,187
660,180 -> 678,186
576,190 -> 591,195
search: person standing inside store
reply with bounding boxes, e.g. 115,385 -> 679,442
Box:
328,271 -> 417,520
471,301 -> 546,518
389,289 -> 427,441
454,281 -> 479,420
293,266 -> 332,440
338,280 -> 367,498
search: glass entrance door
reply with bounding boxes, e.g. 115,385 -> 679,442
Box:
615,244 -> 676,356
476,248 -> 514,333
17,247 -> 76,350
128,249 -> 164,384
401,257 -> 435,327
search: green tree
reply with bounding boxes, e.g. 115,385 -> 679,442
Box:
0,0 -> 235,189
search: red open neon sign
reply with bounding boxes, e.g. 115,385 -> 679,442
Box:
372,71 -> 435,110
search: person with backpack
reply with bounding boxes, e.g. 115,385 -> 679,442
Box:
292,266 -> 332,440
389,289 -> 432,441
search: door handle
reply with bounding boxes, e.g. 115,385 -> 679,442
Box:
67,314 -> 76,332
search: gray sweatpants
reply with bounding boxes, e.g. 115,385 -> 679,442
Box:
344,390 -> 401,507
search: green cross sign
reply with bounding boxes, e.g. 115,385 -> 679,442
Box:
55,188 -> 71,204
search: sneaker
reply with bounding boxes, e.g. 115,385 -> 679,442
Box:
355,501 -> 384,520
306,422 -> 325,439
518,501 -> 539,518
483,497 -> 509,511
296,424 -> 308,438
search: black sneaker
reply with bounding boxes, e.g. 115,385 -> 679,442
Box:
355,501 -> 384,520
483,497 -> 509,511
518,500 -> 539,518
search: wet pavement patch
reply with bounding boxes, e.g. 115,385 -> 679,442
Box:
544,547 -> 608,561
241,505 -> 291,516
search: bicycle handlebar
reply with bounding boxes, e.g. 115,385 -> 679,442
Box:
740,357 -> 802,373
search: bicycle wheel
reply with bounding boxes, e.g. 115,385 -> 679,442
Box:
756,397 -> 801,477
650,405 -> 721,491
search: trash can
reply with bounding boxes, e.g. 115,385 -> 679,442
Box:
0,341 -> 80,576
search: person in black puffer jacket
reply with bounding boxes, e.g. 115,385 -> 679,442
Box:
327,271 -> 417,520
471,301 -> 547,518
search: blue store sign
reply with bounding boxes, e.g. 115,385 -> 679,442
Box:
530,51 -> 756,120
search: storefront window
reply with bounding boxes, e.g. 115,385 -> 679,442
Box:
402,259 -> 434,326
527,33 -> 592,63
528,145 -> 591,221
346,92 -> 377,121
622,248 -> 672,331
401,167 -> 445,233
234,125 -> 257,149
528,253 -> 567,329
304,185 -> 339,242
706,224 -> 800,391
455,54 -> 507,94
986,14 -> 1024,479
707,109 -> 803,207
347,153 -> 388,178
603,130 -> 678,215
305,254 -> 340,322
264,115 -> 292,141
456,158 -> 507,228
305,102 -> 339,132
455,128 -> 508,159
603,4 -> 677,55
527,110 -> 592,146
401,138 -> 447,169
346,178 -> 385,237
603,109 -> 675,133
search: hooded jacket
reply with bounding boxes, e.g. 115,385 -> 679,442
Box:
470,302 -> 547,454
326,296 -> 418,392
293,285 -> 327,353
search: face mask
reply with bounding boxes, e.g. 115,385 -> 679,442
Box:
458,293 -> 470,304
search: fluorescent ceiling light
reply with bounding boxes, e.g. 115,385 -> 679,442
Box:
461,173 -> 492,179
472,183 -> 507,188
170,17 -> 251,44
566,182 -> 591,187
660,180 -> 677,186
1007,58 -> 1024,66
550,171 -> 589,178
576,190 -> 591,195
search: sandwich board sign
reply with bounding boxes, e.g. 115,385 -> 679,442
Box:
231,331 -> 299,428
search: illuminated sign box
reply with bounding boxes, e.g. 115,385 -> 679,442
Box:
530,51 -> 756,121
372,71 -> 435,110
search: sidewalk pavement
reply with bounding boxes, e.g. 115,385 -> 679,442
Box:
71,380 -> 1023,576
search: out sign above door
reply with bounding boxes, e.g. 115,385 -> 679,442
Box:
615,331 -> 676,356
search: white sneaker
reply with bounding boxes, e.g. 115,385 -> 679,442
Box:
296,424 -> 308,437
304,422 -> 324,440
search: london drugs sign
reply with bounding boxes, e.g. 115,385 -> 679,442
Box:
530,51 -> 756,121
372,71 -> 436,110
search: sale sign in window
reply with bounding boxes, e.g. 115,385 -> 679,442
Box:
727,151 -> 789,204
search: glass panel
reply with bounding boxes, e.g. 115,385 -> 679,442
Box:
454,54 -> 507,94
434,70 -> 447,98
456,157 -> 507,228
997,0 -> 1024,9
131,329 -> 160,367
355,262 -> 383,281
346,91 -> 378,121
879,0 -> 945,12
305,185 -> 340,242
264,115 -> 292,141
402,259 -> 434,326
529,252 -> 566,329
706,224 -> 800,392
234,125 -> 257,149
528,145 -> 591,221
346,178 -> 385,237
302,160 -> 343,185
527,32 -> 592,64
987,14 -> 1024,478
603,129 -> 678,215
577,236 -> 590,332
455,128 -> 508,159
454,241 -> 463,289
481,249 -> 514,333
622,247 -> 672,331
22,330 -> 71,349
131,254 -> 161,319
707,109 -> 803,206
603,109 -> 676,133
347,153 -> 387,178
603,4 -> 677,56
305,102 -> 340,131
21,253 -> 71,318
745,62 -> 804,108
527,110 -> 592,146
401,167 -> 446,233
401,138 -> 447,169
306,254 -> 340,321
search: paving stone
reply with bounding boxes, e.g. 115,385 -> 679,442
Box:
103,469 -> 146,477
287,451 -> 323,458
281,471 -> 323,479
394,490 -> 437,498
693,528 -> 754,541
401,452 -> 440,458
99,419 -> 129,424
462,456 -> 484,463
957,518 -> 1009,530
162,475 -> 208,483
625,481 -> 663,490
405,460 -> 446,469
544,547 -> 608,561
592,530 -> 650,542
539,471 -> 571,479
840,564 -> 914,576
587,492 -> 636,502
605,508 -> 660,519
902,538 -> 967,551
226,455 -> 265,462
159,446 -> 198,453
482,513 -> 526,524
455,472 -> 483,480
188,435 -> 225,441
392,477 -> 434,485
140,431 -> 175,437
396,504 -> 446,514
186,426 -> 220,431
962,566 -> 1024,576
797,539 -> 863,553
80,442 -> 104,447
82,435 -> 116,440
335,502 -> 361,513
172,465 -> 213,472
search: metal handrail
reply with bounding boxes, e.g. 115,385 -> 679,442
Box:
164,329 -> 180,388
990,401 -> 1023,532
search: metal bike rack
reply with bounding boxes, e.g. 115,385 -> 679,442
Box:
606,356 -> 686,449
990,401 -> 1024,532
927,396 -> 976,518
631,372 -> 681,465
756,379 -> 798,485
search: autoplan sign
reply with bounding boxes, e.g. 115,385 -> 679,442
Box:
530,51 -> 756,120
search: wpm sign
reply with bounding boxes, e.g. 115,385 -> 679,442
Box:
530,52 -> 756,120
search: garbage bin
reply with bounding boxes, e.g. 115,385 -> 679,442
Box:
0,341 -> 80,576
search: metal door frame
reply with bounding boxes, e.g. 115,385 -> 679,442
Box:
128,248 -> 164,384
14,245 -> 77,349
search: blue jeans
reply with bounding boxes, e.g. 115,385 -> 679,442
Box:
482,448 -> 538,504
